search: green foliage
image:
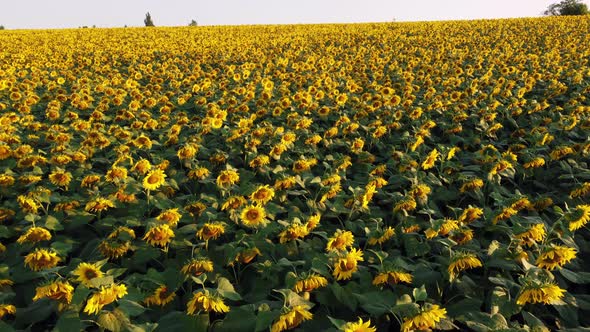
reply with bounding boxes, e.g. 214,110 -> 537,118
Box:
144,12 -> 155,27
189,19 -> 198,27
544,0 -> 590,15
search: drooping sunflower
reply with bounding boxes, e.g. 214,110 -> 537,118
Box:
402,304 -> 447,332
458,207 -> 484,224
143,169 -> 167,191
333,248 -> 364,281
372,269 -> 413,286
326,230 -> 355,251
72,262 -> 104,287
196,222 -> 226,241
293,273 -> 328,293
240,204 -> 268,228
271,305 -> 313,332
278,222 -> 310,243
250,185 -> 275,205
216,169 -> 240,189
181,258 -> 214,277
24,248 -> 61,271
186,291 -> 229,314
156,208 -> 182,226
421,148 -> 439,170
568,204 -> 590,231
0,304 -> 16,319
536,245 -> 577,270
17,226 -> 52,244
33,280 -> 74,305
144,285 -> 176,307
516,282 -> 565,305
367,226 -> 395,245
340,318 -> 376,332
85,197 -> 115,213
515,223 -> 546,247
448,252 -> 483,280
143,224 -> 175,247
84,283 -> 128,315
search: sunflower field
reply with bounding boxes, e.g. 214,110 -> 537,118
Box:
0,16 -> 589,331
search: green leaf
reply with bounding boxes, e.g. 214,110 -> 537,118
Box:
45,215 -> 64,231
53,310 -> 83,332
327,316 -> 346,329
155,311 -> 208,332
118,299 -> 146,317
330,283 -> 357,311
413,285 -> 427,302
560,268 -> 590,284
98,311 -> 123,332
255,310 -> 280,332
0,321 -> 15,332
215,306 -> 257,332
88,275 -> 115,288
217,277 -> 242,301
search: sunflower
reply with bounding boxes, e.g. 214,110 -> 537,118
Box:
221,195 -> 247,211
372,269 -> 413,286
350,138 -> 364,154
493,207 -> 517,224
448,252 -> 483,280
402,304 -> 447,332
271,305 -> 313,332
131,159 -> 152,175
196,222 -> 226,241
460,178 -> 484,193
326,230 -> 355,251
367,226 -> 395,245
536,245 -> 577,270
293,273 -> 328,293
516,282 -> 565,305
143,224 -> 175,247
394,197 -> 417,213
0,304 -> 16,319
33,280 -> 74,305
188,166 -> 210,180
0,174 -> 15,187
340,318 -> 376,332
568,204 -> 590,231
81,174 -> 101,187
84,284 -> 128,315
250,185 -> 275,205
333,248 -> 364,281
216,169 -> 240,188
17,195 -> 40,214
515,223 -> 546,247
17,226 -> 52,244
235,247 -> 262,264
156,208 -> 182,226
143,169 -> 167,191
306,213 -> 321,231
105,166 -> 128,183
72,262 -> 104,287
409,184 -> 431,201
181,258 -> 214,276
421,148 -> 439,170
278,222 -> 310,243
24,248 -> 61,271
144,285 -> 176,307
85,196 -> 115,213
458,207 -> 484,224
186,291 -> 229,314
240,205 -> 268,228
570,182 -> 590,198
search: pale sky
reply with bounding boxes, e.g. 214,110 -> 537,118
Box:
0,0 -> 581,29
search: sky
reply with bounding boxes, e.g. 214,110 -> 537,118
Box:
0,0 -> 582,29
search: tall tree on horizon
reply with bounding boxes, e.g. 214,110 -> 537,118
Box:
544,0 -> 589,15
144,12 -> 155,27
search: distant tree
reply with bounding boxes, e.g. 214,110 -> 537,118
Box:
544,0 -> 589,15
189,19 -> 198,27
0,25 -> 4,30
144,12 -> 155,27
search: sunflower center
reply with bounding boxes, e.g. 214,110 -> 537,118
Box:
246,209 -> 260,220
85,269 -> 98,280
147,174 -> 160,184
